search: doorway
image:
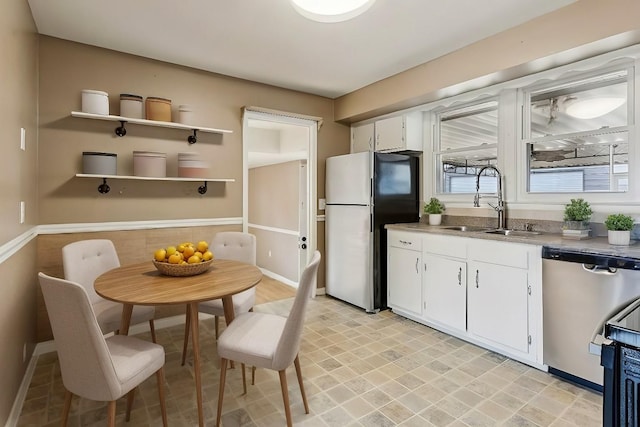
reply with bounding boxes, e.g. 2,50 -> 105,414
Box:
242,109 -> 317,288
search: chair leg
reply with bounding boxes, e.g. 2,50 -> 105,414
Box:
156,367 -> 168,427
252,366 -> 256,385
107,400 -> 117,427
125,388 -> 136,421
149,319 -> 157,343
181,306 -> 191,366
214,315 -> 219,339
216,358 -> 228,427
294,355 -> 309,414
279,369 -> 293,427
61,389 -> 73,427
241,363 -> 247,395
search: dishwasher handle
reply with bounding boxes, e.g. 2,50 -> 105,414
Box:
582,264 -> 618,275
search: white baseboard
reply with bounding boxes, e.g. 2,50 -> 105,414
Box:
4,351 -> 39,427
260,268 -> 298,288
315,286 -> 326,296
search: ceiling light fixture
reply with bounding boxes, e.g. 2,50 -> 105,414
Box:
565,97 -> 626,119
290,0 -> 376,23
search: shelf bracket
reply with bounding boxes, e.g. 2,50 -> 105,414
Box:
98,178 -> 110,194
115,121 -> 127,137
198,181 -> 207,195
188,129 -> 198,144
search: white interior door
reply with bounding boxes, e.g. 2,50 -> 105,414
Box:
242,109 -> 317,288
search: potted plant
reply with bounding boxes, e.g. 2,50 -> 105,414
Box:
562,198 -> 592,238
604,214 -> 634,245
424,197 -> 445,226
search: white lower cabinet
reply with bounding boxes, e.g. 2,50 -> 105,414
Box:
387,231 -> 422,316
387,229 -> 543,368
467,260 -> 529,353
422,234 -> 467,332
423,254 -> 466,331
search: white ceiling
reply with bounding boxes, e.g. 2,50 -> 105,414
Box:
27,0 -> 575,99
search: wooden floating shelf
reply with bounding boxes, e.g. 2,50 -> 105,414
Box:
71,111 -> 233,134
75,174 -> 234,194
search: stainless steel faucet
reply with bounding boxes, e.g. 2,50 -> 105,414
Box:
474,165 -> 506,230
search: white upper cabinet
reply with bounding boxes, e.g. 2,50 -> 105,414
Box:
374,113 -> 423,152
351,123 -> 374,153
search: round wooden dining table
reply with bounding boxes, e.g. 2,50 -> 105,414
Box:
95,258 -> 262,427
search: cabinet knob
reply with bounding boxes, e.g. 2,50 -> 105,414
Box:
475,270 -> 479,288
458,267 -> 462,286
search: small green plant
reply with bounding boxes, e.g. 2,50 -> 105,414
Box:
424,197 -> 445,214
604,214 -> 634,231
563,198 -> 592,222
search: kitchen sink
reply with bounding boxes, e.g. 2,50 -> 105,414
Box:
484,229 -> 541,237
442,226 -> 491,232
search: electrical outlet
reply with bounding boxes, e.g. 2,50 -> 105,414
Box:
319,198 -> 326,210
20,201 -> 25,224
20,128 -> 26,151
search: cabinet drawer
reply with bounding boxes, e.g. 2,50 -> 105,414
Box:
388,231 -> 422,251
423,234 -> 467,258
468,240 -> 528,269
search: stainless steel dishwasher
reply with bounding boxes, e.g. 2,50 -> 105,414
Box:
542,246 -> 640,389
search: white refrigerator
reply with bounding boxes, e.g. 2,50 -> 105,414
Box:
325,151 -> 419,312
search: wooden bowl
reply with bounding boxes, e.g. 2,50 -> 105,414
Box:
152,259 -> 213,277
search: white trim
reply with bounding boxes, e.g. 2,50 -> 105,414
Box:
261,268 -> 299,288
315,286 -> 326,296
36,217 -> 242,234
317,214 -> 325,221
0,228 -> 38,264
247,223 -> 299,236
4,353 -> 38,427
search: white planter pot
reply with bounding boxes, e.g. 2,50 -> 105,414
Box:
428,214 -> 442,226
608,230 -> 631,246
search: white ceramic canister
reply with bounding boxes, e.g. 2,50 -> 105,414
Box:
82,152 -> 117,175
177,105 -> 195,125
81,90 -> 109,115
119,94 -> 144,119
178,152 -> 209,178
133,151 -> 167,177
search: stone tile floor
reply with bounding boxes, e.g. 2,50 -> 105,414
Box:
18,296 -> 602,426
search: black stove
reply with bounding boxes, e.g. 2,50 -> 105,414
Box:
603,298 -> 640,426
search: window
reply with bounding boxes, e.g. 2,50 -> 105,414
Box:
523,67 -> 631,194
435,100 -> 499,194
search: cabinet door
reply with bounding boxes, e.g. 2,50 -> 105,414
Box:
374,116 -> 404,152
388,246 -> 422,315
423,254 -> 466,331
467,261 -> 529,353
351,123 -> 374,153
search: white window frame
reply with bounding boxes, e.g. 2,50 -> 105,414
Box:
516,60 -> 637,205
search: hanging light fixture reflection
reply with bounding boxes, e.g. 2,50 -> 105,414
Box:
565,97 -> 625,119
290,0 -> 376,23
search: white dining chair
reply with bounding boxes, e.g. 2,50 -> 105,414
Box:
62,239 -> 157,342
215,251 -> 321,427
38,272 -> 168,427
181,231 -> 257,365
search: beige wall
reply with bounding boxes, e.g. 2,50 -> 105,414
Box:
0,0 -> 39,424
38,36 -> 349,224
249,160 -> 303,281
335,0 -> 640,122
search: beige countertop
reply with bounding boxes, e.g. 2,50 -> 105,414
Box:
386,223 -> 640,260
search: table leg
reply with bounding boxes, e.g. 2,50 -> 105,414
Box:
188,302 -> 205,427
120,304 -> 133,335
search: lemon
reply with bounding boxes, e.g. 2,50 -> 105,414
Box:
168,253 -> 182,264
177,244 -> 186,253
183,245 -> 196,258
202,251 -> 214,261
196,241 -> 209,253
194,251 -> 203,259
187,255 -> 201,264
166,246 -> 177,257
154,248 -> 167,262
